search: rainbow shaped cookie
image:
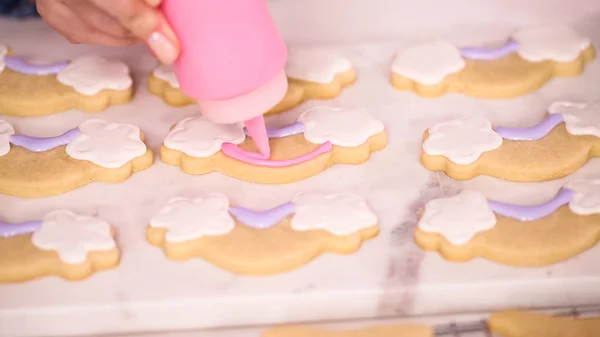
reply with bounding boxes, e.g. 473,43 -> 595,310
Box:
0,44 -> 133,116
489,311 -> 600,337
149,49 -> 356,115
415,180 -> 600,266
0,210 -> 120,283
160,106 -> 387,184
421,101 -> 600,182
262,325 -> 432,337
0,119 -> 153,197
147,193 -> 379,275
390,26 -> 595,98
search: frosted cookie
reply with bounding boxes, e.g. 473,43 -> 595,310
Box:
390,26 -> 595,98
160,106 -> 386,184
415,180 -> 600,266
0,46 -> 133,116
148,49 -> 356,115
489,311 -> 600,337
0,119 -> 153,198
421,101 -> 600,182
262,325 -> 433,337
147,192 -> 379,274
0,210 -> 119,283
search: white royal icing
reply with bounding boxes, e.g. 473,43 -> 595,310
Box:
566,179 -> 600,215
149,194 -> 235,243
153,65 -> 180,88
512,25 -> 591,62
31,210 -> 116,264
57,55 -> 132,95
391,41 -> 465,85
423,115 -> 503,165
0,120 -> 15,157
418,190 -> 497,245
548,101 -> 600,137
164,117 -> 246,158
285,48 -> 353,84
0,42 -> 7,73
298,106 -> 385,147
291,193 -> 378,236
66,119 -> 147,169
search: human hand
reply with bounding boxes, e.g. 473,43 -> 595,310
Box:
36,0 -> 179,64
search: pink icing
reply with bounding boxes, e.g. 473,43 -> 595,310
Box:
221,142 -> 333,167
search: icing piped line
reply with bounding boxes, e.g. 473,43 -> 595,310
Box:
244,122 -> 306,139
229,203 -> 296,229
494,113 -> 565,141
4,56 -> 69,75
0,220 -> 43,238
10,128 -> 81,152
221,142 -> 333,168
460,40 -> 520,61
488,188 -> 574,222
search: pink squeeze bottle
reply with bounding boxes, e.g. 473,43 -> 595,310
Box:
161,0 -> 288,157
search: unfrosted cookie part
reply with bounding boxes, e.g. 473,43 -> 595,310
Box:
548,101 -> 600,137
164,117 -> 246,158
513,25 -> 591,62
422,115 -> 503,165
567,179 -> 600,215
262,324 -> 434,337
57,55 -> 132,96
418,190 -> 496,245
285,48 -> 353,84
298,106 -> 384,147
489,310 -> 600,337
66,119 -> 147,169
0,42 -> 7,73
153,64 -> 179,88
32,210 -> 116,264
291,193 -> 378,236
0,120 -> 15,156
391,41 -> 465,85
149,195 -> 235,243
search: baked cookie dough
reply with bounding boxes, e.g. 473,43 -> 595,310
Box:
0,44 -> 133,116
0,119 -> 153,197
160,106 -> 387,184
0,210 -> 120,283
390,26 -> 595,98
149,49 -> 356,115
415,181 -> 600,266
489,310 -> 600,337
148,192 -> 379,274
421,101 -> 600,182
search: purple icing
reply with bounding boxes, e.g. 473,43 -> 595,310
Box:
229,203 -> 296,229
0,220 -> 42,238
460,40 -> 520,61
244,122 -> 305,139
10,128 -> 80,152
4,56 -> 69,75
488,188 -> 574,222
494,114 -> 564,141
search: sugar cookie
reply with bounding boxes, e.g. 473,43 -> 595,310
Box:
160,106 -> 386,184
0,119 -> 153,198
261,325 -> 433,337
390,26 -> 595,98
421,101 -> 600,182
415,181 -> 600,266
489,310 -> 600,337
147,192 -> 379,275
148,49 -> 356,115
0,210 -> 120,283
0,46 -> 133,116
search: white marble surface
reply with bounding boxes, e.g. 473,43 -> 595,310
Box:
1,2 -> 600,336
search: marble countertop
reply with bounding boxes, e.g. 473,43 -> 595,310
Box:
1,4 -> 600,337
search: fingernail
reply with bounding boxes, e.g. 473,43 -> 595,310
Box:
147,31 -> 178,64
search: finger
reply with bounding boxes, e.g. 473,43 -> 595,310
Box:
63,0 -> 134,40
88,0 -> 179,64
37,0 -> 138,46
143,0 -> 163,8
